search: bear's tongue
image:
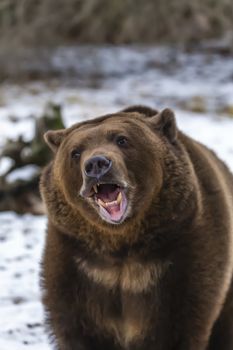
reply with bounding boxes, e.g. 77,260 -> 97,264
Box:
95,184 -> 127,222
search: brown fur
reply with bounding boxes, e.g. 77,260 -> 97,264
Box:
76,257 -> 169,292
40,106 -> 233,350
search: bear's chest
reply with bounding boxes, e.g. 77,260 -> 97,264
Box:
77,258 -> 162,292
96,294 -> 150,348
76,258 -> 165,347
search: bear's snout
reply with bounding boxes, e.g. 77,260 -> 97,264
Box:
84,155 -> 112,180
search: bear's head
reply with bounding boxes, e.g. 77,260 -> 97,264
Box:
41,106 -> 197,243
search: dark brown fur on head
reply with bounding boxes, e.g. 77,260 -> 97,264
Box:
40,105 -> 233,350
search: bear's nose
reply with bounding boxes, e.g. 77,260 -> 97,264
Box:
84,155 -> 112,179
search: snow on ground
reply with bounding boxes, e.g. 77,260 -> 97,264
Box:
0,46 -> 233,349
0,213 -> 49,350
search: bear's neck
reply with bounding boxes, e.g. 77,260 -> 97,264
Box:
49,186 -> 199,257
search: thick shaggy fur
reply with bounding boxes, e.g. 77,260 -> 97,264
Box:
40,106 -> 233,350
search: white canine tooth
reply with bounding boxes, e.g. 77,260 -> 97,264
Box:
117,192 -> 122,204
93,184 -> 98,193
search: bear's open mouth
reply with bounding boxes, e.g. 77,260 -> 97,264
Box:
91,183 -> 127,223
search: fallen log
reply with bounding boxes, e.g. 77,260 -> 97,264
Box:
0,103 -> 65,214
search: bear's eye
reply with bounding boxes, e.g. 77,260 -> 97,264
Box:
71,149 -> 81,159
116,136 -> 128,147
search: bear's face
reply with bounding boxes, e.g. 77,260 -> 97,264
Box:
44,108 -> 177,228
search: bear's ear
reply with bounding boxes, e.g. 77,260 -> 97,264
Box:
121,105 -> 159,117
149,108 -> 177,143
44,129 -> 66,152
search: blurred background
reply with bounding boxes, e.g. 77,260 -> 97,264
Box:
0,1 -> 233,349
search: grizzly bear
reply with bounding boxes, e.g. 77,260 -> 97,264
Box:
40,106 -> 233,350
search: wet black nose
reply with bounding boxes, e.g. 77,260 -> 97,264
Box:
84,155 -> 112,179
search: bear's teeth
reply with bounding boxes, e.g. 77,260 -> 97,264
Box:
93,184 -> 98,193
97,198 -> 121,208
105,200 -> 118,207
97,198 -> 106,208
117,191 -> 122,204
97,192 -> 123,209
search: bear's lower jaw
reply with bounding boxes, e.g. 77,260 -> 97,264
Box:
96,189 -> 128,224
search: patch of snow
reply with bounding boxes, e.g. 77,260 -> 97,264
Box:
178,111 -> 233,171
0,157 -> 14,176
6,165 -> 40,183
0,212 -> 49,349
